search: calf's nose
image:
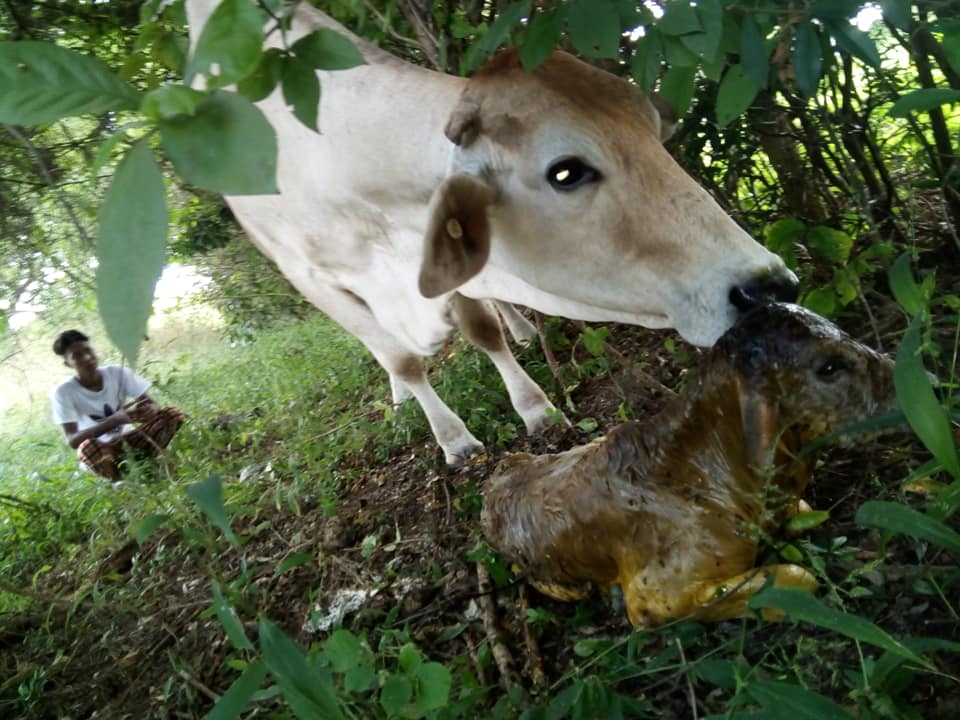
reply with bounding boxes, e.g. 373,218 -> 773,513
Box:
729,273 -> 799,311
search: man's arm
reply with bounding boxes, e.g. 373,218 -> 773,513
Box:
124,393 -> 159,422
60,409 -> 130,449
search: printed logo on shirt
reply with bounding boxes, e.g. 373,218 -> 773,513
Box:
90,404 -> 115,422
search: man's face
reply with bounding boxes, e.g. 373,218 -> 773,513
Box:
64,341 -> 98,373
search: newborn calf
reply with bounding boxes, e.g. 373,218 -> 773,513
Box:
482,303 -> 896,627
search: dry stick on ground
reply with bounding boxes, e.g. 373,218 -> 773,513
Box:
178,669 -> 221,704
533,311 -> 565,386
464,629 -> 489,688
602,342 -> 677,398
675,637 -> 699,720
476,562 -> 518,690
517,585 -> 547,689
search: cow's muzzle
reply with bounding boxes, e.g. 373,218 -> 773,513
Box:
730,274 -> 799,312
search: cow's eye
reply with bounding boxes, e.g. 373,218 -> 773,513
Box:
816,355 -> 848,380
547,158 -> 600,191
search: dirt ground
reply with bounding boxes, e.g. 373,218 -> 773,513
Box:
3,317 -> 959,719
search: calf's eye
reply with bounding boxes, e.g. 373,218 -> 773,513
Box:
547,158 -> 600,191
816,355 -> 848,379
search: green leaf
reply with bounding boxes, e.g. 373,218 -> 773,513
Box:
258,617 -> 344,720
785,510 -> 830,533
693,0 -> 723,63
740,15 -> 769,89
207,660 -> 268,720
807,226 -> 853,264
273,551 -> 315,578
212,583 -> 254,651
811,0 -> 862,21
895,317 -> 960,479
580,326 -> 609,357
131,513 -> 169,544
187,0 -> 263,86
96,140 -> 167,364
870,636 -> 960,687
660,65 -> 696,116
466,0 -> 532,71
281,55 -> 320,131
160,90 -> 278,195
631,31 -> 663,92
888,253 -> 926,316
827,20 -> 882,69
379,674 -> 413,715
237,48 -> 284,102
398,643 -> 423,673
889,88 -> 960,118
658,1 -> 702,36
291,28 -> 366,70
141,85 -> 205,121
415,662 -> 452,712
520,7 -> 567,71
793,21 -> 822,97
802,287 -> 837,317
746,680 -> 855,720
856,500 -> 960,553
715,64 -> 758,127
344,664 -> 376,694
324,629 -> 368,673
0,41 -> 140,125
764,218 -> 805,269
749,588 -> 929,666
568,0 -> 621,59
186,475 -> 239,545
880,0 -> 912,30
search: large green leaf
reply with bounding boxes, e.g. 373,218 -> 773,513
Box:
889,88 -> 960,118
96,140 -> 168,364
740,15 -> 769,89
186,475 -> 239,545
0,41 -> 140,125
212,582 -> 253,650
793,21 -> 822,97
465,0 -> 531,71
631,31 -> 663,92
894,317 -> 960,479
880,0 -> 912,31
657,1 -> 702,36
291,29 -> 366,70
660,65 -> 696,116
888,253 -> 926,316
749,588 -> 929,666
827,20 -> 882,69
207,660 -> 268,720
259,618 -> 344,720
746,680 -> 855,720
520,7 -> 567,71
281,55 -> 320,132
568,0 -> 620,59
807,225 -> 853,264
324,629 -> 368,673
160,90 -> 278,195
131,513 -> 169,544
237,48 -> 284,102
186,0 -> 263,86
856,500 -> 960,552
715,64 -> 758,127
414,662 -> 452,713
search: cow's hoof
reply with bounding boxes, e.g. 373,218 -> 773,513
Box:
525,409 -> 570,436
444,439 -> 485,468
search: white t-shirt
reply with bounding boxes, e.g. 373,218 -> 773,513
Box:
51,365 -> 151,442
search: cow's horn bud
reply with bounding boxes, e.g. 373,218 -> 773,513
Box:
446,218 -> 464,239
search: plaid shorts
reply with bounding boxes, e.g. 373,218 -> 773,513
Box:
77,406 -> 186,477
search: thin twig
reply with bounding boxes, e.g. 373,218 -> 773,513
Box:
675,637 -> 698,720
533,312 -> 564,386
2,124 -> 94,248
476,562 -> 517,690
178,669 -> 221,703
518,585 -> 546,688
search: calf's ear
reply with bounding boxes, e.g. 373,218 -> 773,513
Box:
419,174 -> 494,298
736,375 -> 780,471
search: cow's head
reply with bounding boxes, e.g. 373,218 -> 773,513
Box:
419,50 -> 797,346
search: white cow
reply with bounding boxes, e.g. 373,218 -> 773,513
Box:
186,1 -> 797,465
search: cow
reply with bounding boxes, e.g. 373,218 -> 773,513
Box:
185,1 -> 798,465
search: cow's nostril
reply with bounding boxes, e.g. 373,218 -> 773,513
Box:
730,275 -> 799,311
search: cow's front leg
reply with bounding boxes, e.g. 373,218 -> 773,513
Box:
379,352 -> 484,466
493,300 -> 537,345
389,373 -> 414,406
452,294 -> 565,434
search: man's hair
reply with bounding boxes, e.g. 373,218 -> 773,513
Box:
53,329 -> 89,357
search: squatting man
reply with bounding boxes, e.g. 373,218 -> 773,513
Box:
50,330 -> 185,481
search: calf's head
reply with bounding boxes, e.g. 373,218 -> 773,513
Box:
420,50 -> 797,346
714,303 -> 897,470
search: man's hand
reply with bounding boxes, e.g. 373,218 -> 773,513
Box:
124,397 -> 158,422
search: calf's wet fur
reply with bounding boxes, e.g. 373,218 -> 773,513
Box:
481,303 -> 897,628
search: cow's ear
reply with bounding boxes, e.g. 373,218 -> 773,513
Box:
419,174 -> 494,298
735,375 -> 780,471
445,98 -> 481,147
